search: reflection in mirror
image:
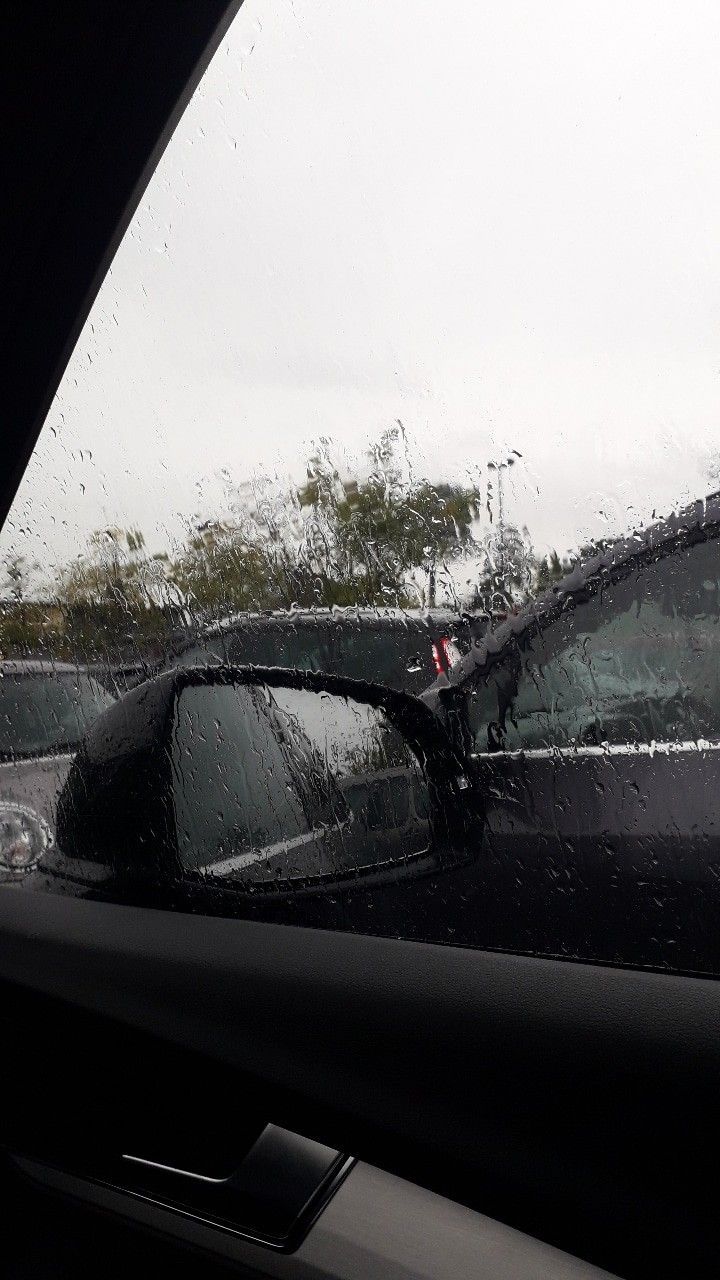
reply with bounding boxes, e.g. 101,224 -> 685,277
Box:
171,681 -> 432,887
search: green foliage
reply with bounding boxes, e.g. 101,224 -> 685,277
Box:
2,429 -> 598,660
168,522 -> 277,616
2,553 -> 36,603
58,528 -> 154,609
469,523 -> 536,613
532,540 -> 612,596
0,601 -> 62,658
40,528 -> 175,662
1,555 -> 58,657
169,427 -> 483,617
534,549 -> 572,594
298,427 -> 481,607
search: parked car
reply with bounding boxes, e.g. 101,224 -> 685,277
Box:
422,493 -> 720,968
0,660 -> 115,876
160,607 -> 486,695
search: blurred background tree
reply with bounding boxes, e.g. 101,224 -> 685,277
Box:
53,528 -> 175,661
298,426 -> 482,608
468,523 -> 535,614
533,548 -> 573,594
171,427 -> 484,616
1,426 -> 609,663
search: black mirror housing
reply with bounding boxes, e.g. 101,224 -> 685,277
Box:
54,666 -> 481,907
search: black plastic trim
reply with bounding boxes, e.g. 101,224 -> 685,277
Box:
12,1141 -> 355,1254
0,2 -> 243,531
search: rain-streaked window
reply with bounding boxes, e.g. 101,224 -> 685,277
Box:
3,0 -> 720,975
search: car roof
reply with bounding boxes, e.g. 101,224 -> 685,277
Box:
425,489 -> 720,703
0,660 -> 91,675
209,606 -> 473,631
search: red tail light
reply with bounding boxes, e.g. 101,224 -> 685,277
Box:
431,637 -> 451,675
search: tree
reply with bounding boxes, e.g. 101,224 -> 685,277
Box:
59,528 -> 146,607
298,426 -> 482,607
533,537 -> 616,597
471,523 -> 536,614
173,427 -> 483,616
169,520 -> 282,617
533,549 -> 572,594
2,553 -> 35,603
55,528 -> 173,659
0,554 -> 51,658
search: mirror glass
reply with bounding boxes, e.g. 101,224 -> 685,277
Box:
170,681 -> 432,886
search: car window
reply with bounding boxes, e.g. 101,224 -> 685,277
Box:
181,620 -> 447,690
178,628 -> 335,673
0,672 -> 115,759
470,538 -> 720,752
223,625 -> 335,673
330,628 -> 433,689
4,0 -> 720,976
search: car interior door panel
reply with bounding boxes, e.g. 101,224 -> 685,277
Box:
1,892 -> 719,1276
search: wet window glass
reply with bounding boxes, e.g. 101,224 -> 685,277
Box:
225,626 -> 335,674
3,0 -> 720,976
333,626 -> 435,691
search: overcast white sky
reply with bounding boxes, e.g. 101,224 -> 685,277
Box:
4,0 -> 720,591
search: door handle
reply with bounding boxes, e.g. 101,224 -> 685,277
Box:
122,1152 -> 229,1184
14,1124 -> 354,1252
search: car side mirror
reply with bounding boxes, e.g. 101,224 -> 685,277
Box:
54,666 -> 481,902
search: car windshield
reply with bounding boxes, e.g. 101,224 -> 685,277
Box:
4,0 -> 720,976
0,672 -> 115,759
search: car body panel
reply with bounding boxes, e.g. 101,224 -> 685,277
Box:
0,754 -> 73,826
0,661 -> 116,883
